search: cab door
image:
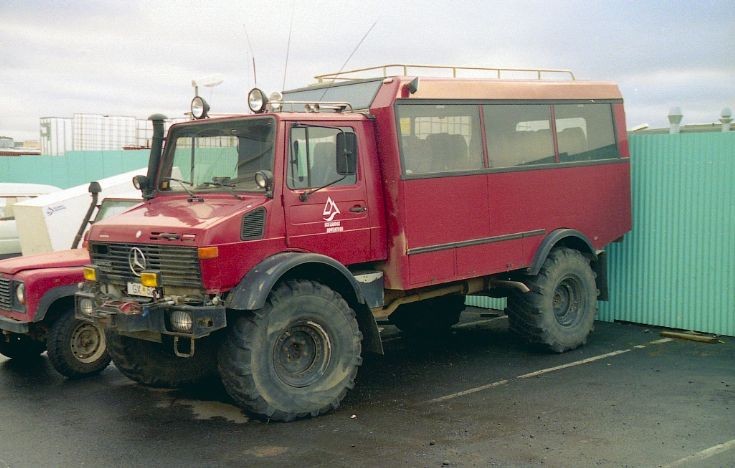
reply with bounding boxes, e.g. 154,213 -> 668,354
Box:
282,123 -> 371,265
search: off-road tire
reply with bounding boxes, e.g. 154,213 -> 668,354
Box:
506,247 -> 597,353
0,334 -> 45,360
47,309 -> 111,378
107,332 -> 219,388
218,280 -> 362,422
389,295 -> 465,335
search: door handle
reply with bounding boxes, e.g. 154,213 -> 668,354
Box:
349,205 -> 367,213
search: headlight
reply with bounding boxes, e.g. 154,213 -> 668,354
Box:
191,96 -> 210,119
15,283 -> 25,305
170,311 -> 193,333
247,88 -> 267,113
79,298 -> 94,316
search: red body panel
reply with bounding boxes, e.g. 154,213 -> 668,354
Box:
0,250 -> 88,322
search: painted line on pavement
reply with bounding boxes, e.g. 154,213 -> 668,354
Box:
663,438 -> 735,467
424,380 -> 510,404
421,337 -> 675,404
453,316 -> 507,329
516,349 -> 631,379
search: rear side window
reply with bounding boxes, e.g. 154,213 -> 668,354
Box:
483,105 -> 555,168
397,104 -> 484,175
555,104 -> 617,162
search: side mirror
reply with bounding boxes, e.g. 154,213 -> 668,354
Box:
336,132 -> 357,175
132,175 -> 149,191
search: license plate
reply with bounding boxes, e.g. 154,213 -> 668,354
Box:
127,282 -> 156,298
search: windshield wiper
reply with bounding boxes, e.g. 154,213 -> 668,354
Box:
162,177 -> 204,202
198,178 -> 243,200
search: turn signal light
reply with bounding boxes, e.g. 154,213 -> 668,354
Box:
83,266 -> 97,282
140,271 -> 160,288
198,246 -> 219,259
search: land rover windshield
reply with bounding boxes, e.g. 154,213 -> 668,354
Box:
158,118 -> 275,194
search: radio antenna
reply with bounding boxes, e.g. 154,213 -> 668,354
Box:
243,23 -> 257,86
319,18 -> 379,100
281,0 -> 296,91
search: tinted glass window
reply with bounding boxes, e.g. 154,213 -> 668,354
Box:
555,104 -> 618,162
483,105 -> 555,168
397,104 -> 484,175
288,126 -> 357,189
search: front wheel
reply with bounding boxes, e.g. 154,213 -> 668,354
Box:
47,309 -> 111,378
218,280 -> 362,422
506,247 -> 598,352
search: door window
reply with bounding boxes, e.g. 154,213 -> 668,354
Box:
288,126 -> 357,189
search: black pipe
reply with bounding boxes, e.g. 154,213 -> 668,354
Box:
71,181 -> 102,249
144,113 -> 168,199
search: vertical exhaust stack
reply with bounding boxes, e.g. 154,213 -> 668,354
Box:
143,114 -> 167,198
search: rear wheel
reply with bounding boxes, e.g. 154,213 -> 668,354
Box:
107,332 -> 219,388
218,280 -> 362,422
389,295 -> 465,335
0,333 -> 45,360
506,247 -> 597,352
47,309 -> 111,378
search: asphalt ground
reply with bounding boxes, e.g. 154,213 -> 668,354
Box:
0,307 -> 733,467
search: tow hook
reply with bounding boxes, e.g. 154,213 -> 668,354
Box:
173,336 -> 196,358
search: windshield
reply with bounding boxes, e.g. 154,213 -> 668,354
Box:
158,118 -> 275,194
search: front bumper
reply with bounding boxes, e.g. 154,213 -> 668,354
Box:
75,291 -> 226,339
0,314 -> 29,334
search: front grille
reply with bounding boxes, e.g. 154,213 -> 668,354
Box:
0,277 -> 11,309
90,243 -> 201,287
241,208 -> 266,240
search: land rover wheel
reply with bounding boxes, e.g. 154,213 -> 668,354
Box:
0,334 -> 45,360
506,247 -> 597,353
47,309 -> 111,378
107,332 -> 219,388
218,280 -> 362,422
389,295 -> 465,335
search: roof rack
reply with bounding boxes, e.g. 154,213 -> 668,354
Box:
314,64 -> 576,83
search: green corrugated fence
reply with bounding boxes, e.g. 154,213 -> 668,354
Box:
0,150 -> 149,188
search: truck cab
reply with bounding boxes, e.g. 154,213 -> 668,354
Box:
77,65 -> 631,421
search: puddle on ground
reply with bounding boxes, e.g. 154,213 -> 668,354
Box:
153,390 -> 249,424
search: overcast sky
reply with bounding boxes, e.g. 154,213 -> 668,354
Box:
1,0 -> 733,141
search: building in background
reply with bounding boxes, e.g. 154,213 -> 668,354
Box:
40,114 -> 186,156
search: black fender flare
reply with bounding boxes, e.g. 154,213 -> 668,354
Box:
225,252 -> 383,354
526,229 -> 596,276
225,252 -> 365,310
34,284 -> 78,323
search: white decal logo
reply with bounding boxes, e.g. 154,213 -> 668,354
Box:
322,197 -> 341,222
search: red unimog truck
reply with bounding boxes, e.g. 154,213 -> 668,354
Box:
0,192 -> 139,377
76,65 -> 631,420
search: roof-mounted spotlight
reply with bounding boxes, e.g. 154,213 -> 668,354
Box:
191,96 -> 210,119
248,88 -> 268,113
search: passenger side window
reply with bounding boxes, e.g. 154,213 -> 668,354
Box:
483,105 -> 555,168
288,126 -> 357,189
555,104 -> 618,162
397,104 -> 484,175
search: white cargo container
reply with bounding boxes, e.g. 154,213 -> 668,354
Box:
0,183 -> 61,258
13,169 -> 146,255
40,117 -> 74,156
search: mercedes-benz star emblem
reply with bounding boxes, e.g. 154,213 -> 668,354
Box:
128,247 -> 147,276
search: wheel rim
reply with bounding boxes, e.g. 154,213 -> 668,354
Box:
273,320 -> 332,388
552,275 -> 584,327
70,322 -> 106,364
